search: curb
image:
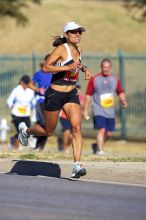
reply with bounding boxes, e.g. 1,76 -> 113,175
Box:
0,159 -> 146,185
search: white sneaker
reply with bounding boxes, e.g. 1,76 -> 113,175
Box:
28,135 -> 37,149
96,150 -> 104,156
71,162 -> 87,179
18,122 -> 29,146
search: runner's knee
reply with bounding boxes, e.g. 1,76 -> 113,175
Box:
98,128 -> 106,135
72,125 -> 81,134
46,130 -> 54,137
106,132 -> 112,138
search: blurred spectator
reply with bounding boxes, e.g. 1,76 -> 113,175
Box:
0,118 -> 9,143
7,75 -> 35,149
83,58 -> 127,155
28,54 -> 52,150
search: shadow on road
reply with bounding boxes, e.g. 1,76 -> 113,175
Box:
7,160 -> 61,178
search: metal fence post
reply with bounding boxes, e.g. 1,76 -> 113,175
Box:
32,49 -> 36,75
119,50 -> 127,139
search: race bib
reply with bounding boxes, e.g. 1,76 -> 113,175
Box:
100,93 -> 114,108
17,106 -> 27,115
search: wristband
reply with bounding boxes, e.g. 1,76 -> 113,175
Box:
81,65 -> 87,72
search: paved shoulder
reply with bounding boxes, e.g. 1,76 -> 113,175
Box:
0,159 -> 146,185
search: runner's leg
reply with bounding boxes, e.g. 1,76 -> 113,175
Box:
26,110 -> 60,136
63,103 -> 82,162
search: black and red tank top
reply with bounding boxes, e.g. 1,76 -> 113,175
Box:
51,43 -> 81,86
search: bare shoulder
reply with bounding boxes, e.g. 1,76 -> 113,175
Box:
53,44 -> 66,53
50,45 -> 66,58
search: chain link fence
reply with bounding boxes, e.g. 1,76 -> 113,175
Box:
0,51 -> 146,140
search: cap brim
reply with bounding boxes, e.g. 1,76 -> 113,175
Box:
79,26 -> 86,32
64,26 -> 86,33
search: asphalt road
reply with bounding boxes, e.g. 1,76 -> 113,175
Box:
0,174 -> 146,220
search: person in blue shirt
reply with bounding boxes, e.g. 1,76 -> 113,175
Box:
28,54 -> 52,150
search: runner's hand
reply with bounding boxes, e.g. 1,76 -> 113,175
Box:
84,69 -> 92,80
83,110 -> 90,120
38,88 -> 45,95
121,100 -> 128,108
67,60 -> 79,71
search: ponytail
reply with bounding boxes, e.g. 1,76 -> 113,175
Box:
52,36 -> 67,47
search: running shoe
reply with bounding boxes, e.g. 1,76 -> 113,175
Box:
18,122 -> 29,146
96,150 -> 104,156
71,162 -> 87,179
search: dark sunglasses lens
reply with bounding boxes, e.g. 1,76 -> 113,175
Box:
70,30 -> 82,35
78,31 -> 82,35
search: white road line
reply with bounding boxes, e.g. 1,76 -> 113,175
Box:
37,175 -> 146,188
80,178 -> 146,187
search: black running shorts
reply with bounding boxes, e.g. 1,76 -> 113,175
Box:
44,87 -> 80,111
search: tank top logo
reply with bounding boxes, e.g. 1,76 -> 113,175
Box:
63,69 -> 79,82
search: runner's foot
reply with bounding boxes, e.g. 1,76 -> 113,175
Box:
71,162 -> 87,179
18,122 -> 29,146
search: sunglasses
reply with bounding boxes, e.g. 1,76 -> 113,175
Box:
68,30 -> 82,35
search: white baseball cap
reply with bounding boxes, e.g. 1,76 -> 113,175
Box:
63,21 -> 86,33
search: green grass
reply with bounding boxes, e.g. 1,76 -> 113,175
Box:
1,136 -> 146,162
0,153 -> 146,162
19,152 -> 39,160
0,0 -> 146,54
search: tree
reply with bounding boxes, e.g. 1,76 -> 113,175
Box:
0,0 -> 41,25
124,0 -> 146,21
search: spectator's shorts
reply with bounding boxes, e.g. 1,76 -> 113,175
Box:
59,117 -> 71,131
93,115 -> 115,131
35,102 -> 45,127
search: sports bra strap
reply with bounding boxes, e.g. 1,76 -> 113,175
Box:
64,43 -> 72,60
64,43 -> 81,60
